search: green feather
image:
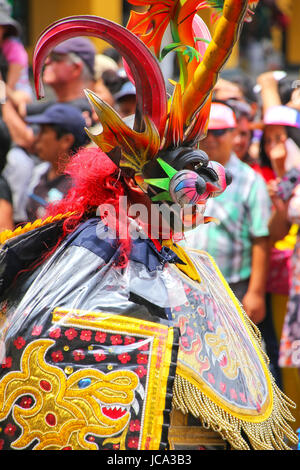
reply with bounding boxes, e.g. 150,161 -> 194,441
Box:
151,191 -> 174,202
144,177 -> 171,191
157,158 -> 178,178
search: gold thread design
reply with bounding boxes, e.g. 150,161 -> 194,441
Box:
0,310 -> 176,450
169,247 -> 298,449
0,212 -> 75,245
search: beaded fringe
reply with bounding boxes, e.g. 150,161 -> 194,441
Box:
172,314 -> 298,450
173,374 -> 297,450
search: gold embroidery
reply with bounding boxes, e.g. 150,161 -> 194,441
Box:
0,339 -> 138,450
0,310 -> 176,450
170,248 -> 298,450
52,308 -> 176,450
0,212 -> 75,245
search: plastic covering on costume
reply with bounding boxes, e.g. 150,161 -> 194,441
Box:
0,0 -> 298,451
0,216 -> 296,450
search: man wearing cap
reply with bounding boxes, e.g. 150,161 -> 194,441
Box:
26,37 -> 96,122
182,102 -> 271,326
114,80 -> 136,118
23,103 -> 88,222
2,37 -> 97,151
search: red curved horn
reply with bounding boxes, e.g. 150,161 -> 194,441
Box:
33,15 -> 168,137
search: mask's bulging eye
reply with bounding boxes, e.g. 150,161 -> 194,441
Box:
205,161 -> 231,197
169,170 -> 208,206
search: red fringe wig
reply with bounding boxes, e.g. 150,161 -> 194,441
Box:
45,146 -> 132,267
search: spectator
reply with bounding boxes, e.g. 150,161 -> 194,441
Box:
27,37 -> 96,121
254,105 -> 300,182
246,105 -> 300,390
3,133 -> 40,226
0,117 -> 13,230
214,74 -> 258,119
180,102 -> 271,327
114,80 -> 136,118
102,46 -> 122,68
256,71 -> 294,114
213,78 -> 245,103
24,103 -> 89,221
268,178 -> 300,370
226,99 -> 256,164
93,54 -> 116,108
0,0 -> 32,111
3,36 -> 96,150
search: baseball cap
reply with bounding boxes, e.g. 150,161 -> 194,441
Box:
26,103 -> 88,147
208,102 -> 237,130
52,37 -> 96,77
114,81 -> 136,102
263,105 -> 300,129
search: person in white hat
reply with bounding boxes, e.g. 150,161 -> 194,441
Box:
181,102 -> 272,329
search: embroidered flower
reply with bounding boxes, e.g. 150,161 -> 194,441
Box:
127,437 -> 139,449
207,372 -> 215,384
1,356 -> 12,368
4,423 -> 16,436
129,420 -> 141,432
137,353 -> 148,364
230,388 -> 238,400
186,326 -> 194,337
32,325 -> 43,336
80,330 -> 92,342
134,365 -> 147,378
137,340 -> 149,351
94,353 -> 106,362
65,328 -> 78,340
111,334 -> 122,345
49,327 -> 61,339
239,392 -> 247,403
51,350 -> 64,363
197,306 -> 205,316
93,349 -> 106,362
124,336 -> 135,345
207,320 -> 214,331
118,352 -> 131,364
0,439 -> 4,450
95,331 -> 106,343
184,284 -> 191,294
180,336 -> 190,349
73,349 -> 85,361
19,396 -> 33,409
220,382 -> 226,394
13,336 -> 25,350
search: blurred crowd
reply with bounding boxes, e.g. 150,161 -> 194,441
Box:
0,0 -> 300,426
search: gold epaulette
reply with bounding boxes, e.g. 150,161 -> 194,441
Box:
0,212 -> 75,246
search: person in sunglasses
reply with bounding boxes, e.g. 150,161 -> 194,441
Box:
181,102 -> 271,328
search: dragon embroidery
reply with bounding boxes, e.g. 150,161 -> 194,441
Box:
0,339 -> 140,450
